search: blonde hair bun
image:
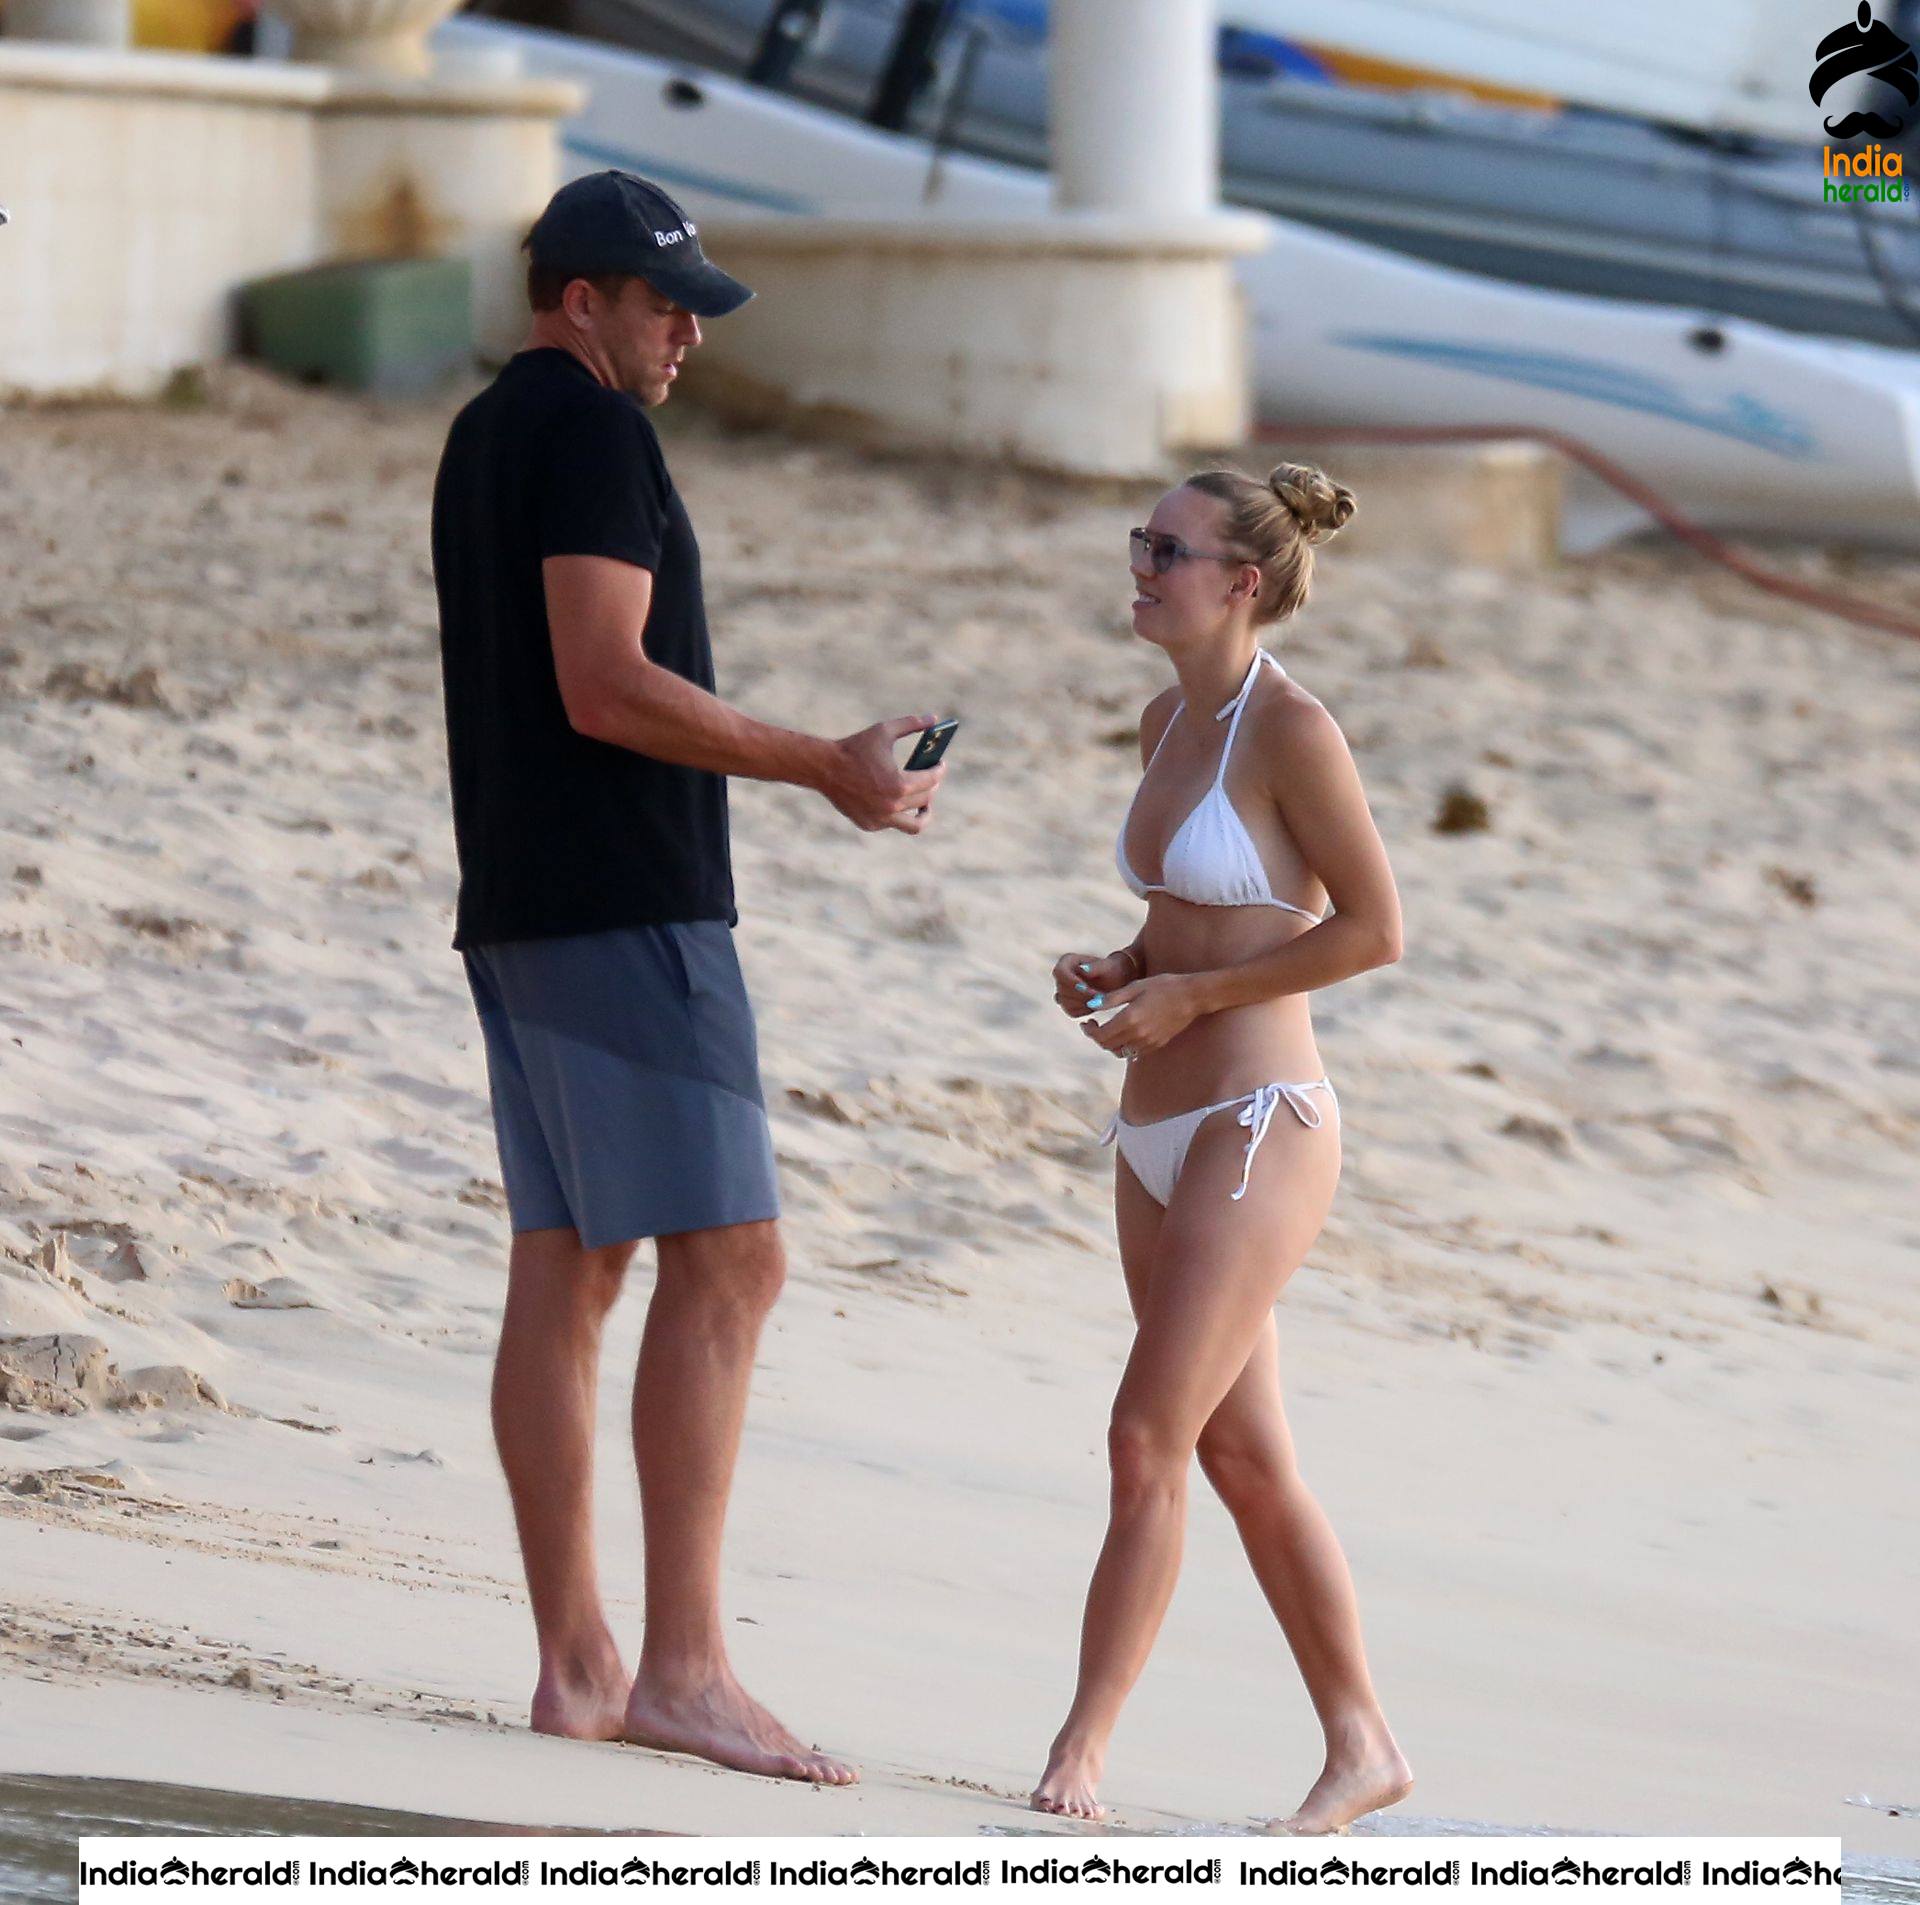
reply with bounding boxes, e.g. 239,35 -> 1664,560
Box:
1183,459 -> 1359,624
1267,462 -> 1356,546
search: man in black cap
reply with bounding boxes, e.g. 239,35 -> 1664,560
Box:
431,170 -> 944,1784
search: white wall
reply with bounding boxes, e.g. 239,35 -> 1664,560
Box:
0,49 -> 324,393
688,214 -> 1268,479
0,45 -> 577,397
313,82 -> 574,362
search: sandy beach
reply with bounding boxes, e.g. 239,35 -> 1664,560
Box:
1,366 -> 1916,1848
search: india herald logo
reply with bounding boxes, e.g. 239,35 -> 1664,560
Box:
1811,2 -> 1917,138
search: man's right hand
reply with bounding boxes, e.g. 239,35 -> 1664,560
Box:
821,715 -> 946,834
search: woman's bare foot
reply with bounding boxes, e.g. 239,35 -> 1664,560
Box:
529,1636 -> 630,1741
1264,1739 -> 1413,1837
1030,1731 -> 1108,1821
622,1669 -> 857,1785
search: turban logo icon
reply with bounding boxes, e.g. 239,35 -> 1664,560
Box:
1812,2 -> 1918,137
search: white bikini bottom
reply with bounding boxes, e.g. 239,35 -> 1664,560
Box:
1101,1079 -> 1338,1209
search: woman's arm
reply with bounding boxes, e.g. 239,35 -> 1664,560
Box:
1081,696 -> 1399,1054
1186,911 -> 1386,1011
1195,696 -> 1401,1004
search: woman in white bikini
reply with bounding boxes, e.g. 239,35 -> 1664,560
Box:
1034,464 -> 1410,1835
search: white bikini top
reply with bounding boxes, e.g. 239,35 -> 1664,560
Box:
1116,650 -> 1330,922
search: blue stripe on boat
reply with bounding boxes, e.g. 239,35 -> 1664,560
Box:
1336,334 -> 1818,457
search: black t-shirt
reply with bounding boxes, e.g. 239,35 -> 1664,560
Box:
431,348 -> 734,949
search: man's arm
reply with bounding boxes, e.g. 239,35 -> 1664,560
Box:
545,553 -> 941,832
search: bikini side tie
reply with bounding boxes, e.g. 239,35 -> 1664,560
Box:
1230,1081 -> 1327,1201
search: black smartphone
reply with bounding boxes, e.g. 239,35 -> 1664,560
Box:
904,716 -> 960,771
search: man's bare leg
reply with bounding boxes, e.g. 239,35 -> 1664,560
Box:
621,1218 -> 857,1784
492,1226 -> 635,1740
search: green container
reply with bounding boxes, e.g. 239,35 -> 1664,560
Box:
238,255 -> 473,396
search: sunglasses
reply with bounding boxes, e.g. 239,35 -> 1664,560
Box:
1129,528 -> 1249,576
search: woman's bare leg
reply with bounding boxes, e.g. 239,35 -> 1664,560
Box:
1031,1155 -> 1162,1818
1031,1112 -> 1339,1819
1197,1325 -> 1412,1833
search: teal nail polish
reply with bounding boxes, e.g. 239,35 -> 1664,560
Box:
1087,995 -> 1104,1010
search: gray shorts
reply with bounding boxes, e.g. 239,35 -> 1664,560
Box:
462,922 -> 780,1249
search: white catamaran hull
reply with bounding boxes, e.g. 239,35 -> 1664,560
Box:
1213,0 -> 1834,145
439,14 -> 1920,554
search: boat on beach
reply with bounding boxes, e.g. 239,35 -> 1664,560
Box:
431,8 -> 1920,553
462,0 -> 1920,353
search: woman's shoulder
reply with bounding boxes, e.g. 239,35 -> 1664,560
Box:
1248,663 -> 1349,771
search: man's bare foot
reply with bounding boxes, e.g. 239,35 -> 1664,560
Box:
530,1638 -> 630,1742
622,1669 -> 857,1785
1030,1731 -> 1108,1822
1263,1741 -> 1413,1836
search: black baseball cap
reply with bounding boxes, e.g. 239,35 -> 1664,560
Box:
525,171 -> 753,318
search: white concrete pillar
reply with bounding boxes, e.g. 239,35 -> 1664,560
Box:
313,77 -> 577,360
261,0 -> 463,77
1049,0 -> 1217,217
